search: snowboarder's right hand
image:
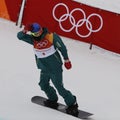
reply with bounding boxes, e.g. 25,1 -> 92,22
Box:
64,59 -> 72,70
23,24 -> 33,33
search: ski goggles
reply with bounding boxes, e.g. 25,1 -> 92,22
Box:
31,29 -> 43,37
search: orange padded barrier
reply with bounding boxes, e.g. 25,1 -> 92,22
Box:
0,0 -> 10,20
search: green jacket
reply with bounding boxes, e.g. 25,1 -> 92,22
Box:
17,28 -> 69,73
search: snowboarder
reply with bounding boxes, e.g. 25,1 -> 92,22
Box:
17,23 -> 78,115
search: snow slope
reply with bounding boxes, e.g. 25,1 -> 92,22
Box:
0,17 -> 120,120
74,0 -> 120,14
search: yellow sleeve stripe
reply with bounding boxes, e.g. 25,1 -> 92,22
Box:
45,33 -> 53,43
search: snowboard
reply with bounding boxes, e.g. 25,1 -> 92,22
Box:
31,96 -> 93,119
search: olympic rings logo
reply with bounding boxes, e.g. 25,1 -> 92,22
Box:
52,3 -> 103,38
36,40 -> 48,48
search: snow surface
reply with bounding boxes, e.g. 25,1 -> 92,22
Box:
74,0 -> 120,14
0,12 -> 120,120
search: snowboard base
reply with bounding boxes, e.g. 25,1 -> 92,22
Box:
31,96 -> 93,119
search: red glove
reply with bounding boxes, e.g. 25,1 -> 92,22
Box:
23,24 -> 33,33
64,59 -> 72,69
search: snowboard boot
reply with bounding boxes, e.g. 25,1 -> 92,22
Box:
44,99 -> 58,109
66,102 -> 79,116
66,96 -> 79,116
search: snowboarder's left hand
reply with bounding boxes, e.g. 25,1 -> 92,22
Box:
23,24 -> 33,33
64,59 -> 72,69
